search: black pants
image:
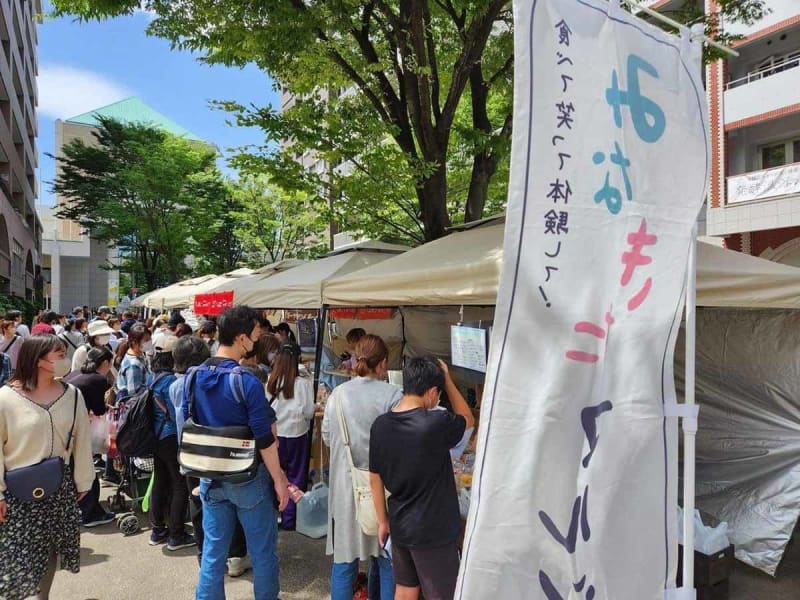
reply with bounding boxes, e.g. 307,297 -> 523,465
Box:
186,476 -> 246,558
151,435 -> 188,538
78,476 -> 105,523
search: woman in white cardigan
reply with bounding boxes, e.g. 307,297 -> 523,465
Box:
322,334 -> 402,600
0,334 -> 93,599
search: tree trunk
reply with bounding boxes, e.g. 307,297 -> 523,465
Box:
465,62 -> 496,224
418,163 -> 451,241
466,151 -> 498,224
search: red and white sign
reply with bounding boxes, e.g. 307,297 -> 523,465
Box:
194,291 -> 234,316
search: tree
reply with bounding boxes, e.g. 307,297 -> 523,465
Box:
52,0 -> 766,244
51,116 -> 231,289
230,178 -> 328,267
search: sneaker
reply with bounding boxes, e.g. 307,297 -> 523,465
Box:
167,533 -> 197,551
227,555 -> 252,577
83,512 -> 116,528
149,527 -> 169,546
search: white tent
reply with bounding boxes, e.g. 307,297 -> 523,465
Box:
234,242 -> 408,309
323,222 -> 800,309
131,274 -> 219,310
198,259 -> 307,301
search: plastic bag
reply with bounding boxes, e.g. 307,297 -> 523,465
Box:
89,414 -> 110,454
677,507 -> 730,555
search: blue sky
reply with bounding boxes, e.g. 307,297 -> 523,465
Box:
37,5 -> 278,205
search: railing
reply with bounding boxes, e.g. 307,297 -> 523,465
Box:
726,55 -> 800,90
726,161 -> 800,204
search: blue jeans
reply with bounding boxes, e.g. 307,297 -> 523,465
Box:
196,466 -> 279,600
330,556 -> 394,600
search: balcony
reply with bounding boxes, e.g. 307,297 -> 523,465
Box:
726,162 -> 800,205
723,0 -> 798,40
724,59 -> 800,126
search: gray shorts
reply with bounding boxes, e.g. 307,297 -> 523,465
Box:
391,541 -> 460,600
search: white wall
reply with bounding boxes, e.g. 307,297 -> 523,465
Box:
724,66 -> 800,124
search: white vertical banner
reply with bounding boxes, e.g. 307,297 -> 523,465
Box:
457,1 -> 708,599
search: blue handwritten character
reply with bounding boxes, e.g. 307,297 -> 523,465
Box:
605,54 -> 666,143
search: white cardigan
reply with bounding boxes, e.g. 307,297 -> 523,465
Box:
270,375 -> 315,438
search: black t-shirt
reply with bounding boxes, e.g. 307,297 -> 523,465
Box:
64,371 -> 110,417
369,407 -> 466,548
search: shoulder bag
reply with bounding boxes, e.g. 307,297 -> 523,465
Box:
178,364 -> 260,483
5,387 -> 78,502
335,397 -> 387,537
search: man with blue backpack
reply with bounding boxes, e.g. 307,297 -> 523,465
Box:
181,305 -> 289,600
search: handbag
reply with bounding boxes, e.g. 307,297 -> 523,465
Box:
335,397 -> 387,537
89,413 -> 110,454
5,388 -> 78,502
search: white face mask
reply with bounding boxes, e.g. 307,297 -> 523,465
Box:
267,352 -> 277,362
142,341 -> 155,353
96,335 -> 111,346
48,358 -> 71,379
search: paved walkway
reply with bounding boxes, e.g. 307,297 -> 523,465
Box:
51,480 -> 332,599
48,483 -> 799,599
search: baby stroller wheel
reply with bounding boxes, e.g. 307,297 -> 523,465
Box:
118,514 -> 140,536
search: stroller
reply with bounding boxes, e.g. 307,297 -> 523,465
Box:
105,403 -> 155,536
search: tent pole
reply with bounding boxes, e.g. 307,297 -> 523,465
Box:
682,226 -> 698,591
308,304 -> 329,485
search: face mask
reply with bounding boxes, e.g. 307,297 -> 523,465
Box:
48,358 -> 71,379
142,341 -> 155,353
96,335 -> 111,346
267,351 -> 277,362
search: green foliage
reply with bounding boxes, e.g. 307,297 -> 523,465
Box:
51,0 -> 766,244
50,116 -> 232,289
230,178 -> 328,267
0,294 -> 38,324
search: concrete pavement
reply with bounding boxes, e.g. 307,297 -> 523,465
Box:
47,482 -> 800,599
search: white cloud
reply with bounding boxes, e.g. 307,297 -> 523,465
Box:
37,64 -> 133,120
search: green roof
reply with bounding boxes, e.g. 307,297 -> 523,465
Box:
65,97 -> 203,142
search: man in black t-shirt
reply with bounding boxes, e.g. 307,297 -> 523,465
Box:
369,357 -> 475,600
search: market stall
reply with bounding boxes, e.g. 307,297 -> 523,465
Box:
321,219 -> 800,575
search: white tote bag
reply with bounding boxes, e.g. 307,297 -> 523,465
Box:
335,397 -> 385,537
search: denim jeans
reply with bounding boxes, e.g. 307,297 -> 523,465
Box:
196,465 -> 279,600
330,555 -> 394,600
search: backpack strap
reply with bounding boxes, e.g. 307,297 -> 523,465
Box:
228,367 -> 247,406
1,335 -> 18,353
59,333 -> 77,350
150,371 -> 172,423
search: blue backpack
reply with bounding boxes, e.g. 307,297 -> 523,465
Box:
179,363 -> 258,482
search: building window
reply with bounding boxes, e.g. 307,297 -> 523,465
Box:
11,239 -> 22,280
759,137 -> 800,170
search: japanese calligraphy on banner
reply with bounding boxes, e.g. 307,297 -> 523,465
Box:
194,291 -> 234,316
456,1 -> 708,599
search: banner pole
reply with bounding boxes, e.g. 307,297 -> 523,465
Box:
682,226 -> 698,592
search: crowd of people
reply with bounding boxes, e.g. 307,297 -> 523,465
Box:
0,303 -> 475,600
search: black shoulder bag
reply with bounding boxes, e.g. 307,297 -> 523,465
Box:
5,387 -> 78,502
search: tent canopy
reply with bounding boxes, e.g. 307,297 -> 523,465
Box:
194,259 -> 307,306
153,269 -> 254,310
235,243 -> 408,309
322,223 -> 800,309
131,274 -> 219,309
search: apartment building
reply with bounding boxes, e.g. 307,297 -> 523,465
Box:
0,0 -> 42,300
42,96 -> 202,312
702,0 -> 800,264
